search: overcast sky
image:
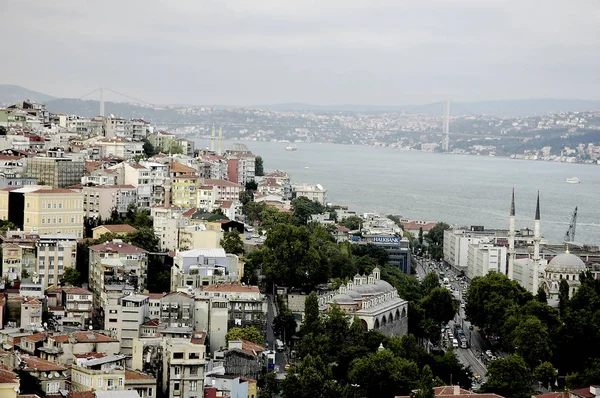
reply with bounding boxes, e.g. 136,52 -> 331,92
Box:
2,0 -> 599,106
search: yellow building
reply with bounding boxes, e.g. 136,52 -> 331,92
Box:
70,353 -> 127,392
0,366 -> 19,398
24,188 -> 84,237
245,378 -> 257,398
0,186 -> 84,238
172,174 -> 200,208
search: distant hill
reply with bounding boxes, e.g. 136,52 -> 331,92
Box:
257,99 -> 600,116
2,84 -> 599,117
0,84 -> 56,105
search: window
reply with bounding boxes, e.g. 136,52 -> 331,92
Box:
174,366 -> 181,376
59,202 -> 63,209
107,379 -> 114,387
98,378 -> 103,387
173,352 -> 184,359
189,353 -> 200,360
42,218 -> 45,224
26,217 -> 29,223
53,202 -> 57,208
189,381 -> 197,391
26,202 -> 30,208
119,378 -> 123,387
189,366 -> 198,375
174,382 -> 180,391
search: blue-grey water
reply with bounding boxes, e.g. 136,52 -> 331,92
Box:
194,139 -> 600,245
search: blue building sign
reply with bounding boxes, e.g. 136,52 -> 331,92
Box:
372,236 -> 400,244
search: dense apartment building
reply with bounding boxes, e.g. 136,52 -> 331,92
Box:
80,184 -> 137,219
467,243 -> 508,280
88,240 -> 148,320
0,230 -> 37,281
172,174 -> 200,208
162,337 -> 207,398
36,233 -> 78,289
71,353 -> 128,392
105,294 -> 150,359
26,151 -> 85,188
203,179 -> 243,202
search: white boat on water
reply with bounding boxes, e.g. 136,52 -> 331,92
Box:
566,177 -> 581,184
285,144 -> 297,151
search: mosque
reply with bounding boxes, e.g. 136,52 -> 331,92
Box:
318,267 -> 409,336
507,191 -> 585,306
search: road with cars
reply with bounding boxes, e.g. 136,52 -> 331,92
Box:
415,257 -> 493,388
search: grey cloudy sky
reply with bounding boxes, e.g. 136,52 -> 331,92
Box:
2,0 -> 599,106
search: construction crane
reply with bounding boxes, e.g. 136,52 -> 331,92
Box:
564,206 -> 578,243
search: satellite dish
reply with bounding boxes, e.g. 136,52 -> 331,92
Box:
13,386 -> 19,393
48,374 -> 53,379
89,325 -> 93,331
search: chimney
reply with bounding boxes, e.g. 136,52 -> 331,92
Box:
453,385 -> 460,395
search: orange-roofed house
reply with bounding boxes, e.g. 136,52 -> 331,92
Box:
396,385 -> 506,398
19,354 -> 68,396
92,224 -> 138,240
124,369 -> 157,398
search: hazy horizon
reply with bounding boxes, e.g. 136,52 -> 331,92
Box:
2,0 -> 599,106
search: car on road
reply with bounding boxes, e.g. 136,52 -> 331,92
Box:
469,325 -> 474,330
284,363 -> 291,371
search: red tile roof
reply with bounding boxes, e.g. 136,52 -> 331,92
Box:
142,319 -> 160,327
170,162 -> 197,173
73,352 -> 105,359
21,355 -> 67,371
93,224 -> 137,234
50,335 -> 69,343
22,332 -> 47,343
30,188 -> 80,195
204,179 -> 243,188
69,392 -> 95,398
0,366 -> 18,384
71,331 -> 118,343
125,369 -> 155,381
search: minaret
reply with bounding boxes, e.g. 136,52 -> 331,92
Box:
218,127 -> 223,156
508,188 -> 515,280
210,124 -> 216,152
532,192 -> 541,293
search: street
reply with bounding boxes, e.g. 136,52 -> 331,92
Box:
415,257 -> 488,386
266,294 -> 288,374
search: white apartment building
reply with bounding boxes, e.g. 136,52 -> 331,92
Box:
36,233 -> 78,289
80,184 -> 137,220
467,243 -> 507,280
443,229 -> 491,272
292,183 -> 327,205
198,154 -> 228,180
261,171 -> 291,199
96,138 -> 144,159
203,179 -> 243,203
197,185 -> 216,211
88,240 -> 148,321
104,117 -> 128,139
105,294 -> 149,361
109,162 -> 153,208
151,207 -> 192,251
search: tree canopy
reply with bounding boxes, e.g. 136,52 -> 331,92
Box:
225,326 -> 263,345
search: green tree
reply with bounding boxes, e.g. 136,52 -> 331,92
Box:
537,286 -> 548,304
260,371 -> 279,397
225,326 -> 264,345
559,278 -> 570,314
479,354 -> 532,398
291,196 -> 324,226
421,273 -> 441,296
411,365 -> 435,398
282,354 -> 340,398
300,292 -> 321,335
168,141 -> 184,154
0,220 -> 16,232
220,231 -> 245,255
142,138 -> 157,157
424,222 -> 450,260
339,215 -> 362,231
245,180 -> 258,191
418,228 -> 424,247
61,267 -> 81,286
349,349 -> 419,397
273,307 -> 297,345
421,287 -> 456,326
535,361 -> 557,390
21,269 -> 30,279
255,156 -> 264,176
512,316 -> 552,368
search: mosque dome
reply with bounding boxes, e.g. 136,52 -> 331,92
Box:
547,252 -> 586,273
330,293 -> 355,305
375,279 -> 394,292
345,289 -> 361,299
